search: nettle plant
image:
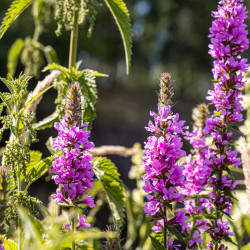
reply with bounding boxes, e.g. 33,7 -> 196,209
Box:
0,0 -> 250,250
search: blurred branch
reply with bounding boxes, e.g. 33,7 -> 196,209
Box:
92,145 -> 141,157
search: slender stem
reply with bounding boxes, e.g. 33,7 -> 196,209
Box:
164,207 -> 167,249
68,2 -> 80,249
71,215 -> 75,250
68,0 -> 81,69
17,163 -> 22,250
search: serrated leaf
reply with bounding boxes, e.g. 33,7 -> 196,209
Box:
0,0 -> 34,39
148,235 -> 165,250
79,70 -> 98,129
33,111 -> 59,130
0,92 -> 11,110
93,157 -> 125,229
25,156 -> 54,191
27,150 -> 42,171
103,0 -> 132,74
7,38 -> 24,78
3,239 -> 18,250
165,225 -> 183,241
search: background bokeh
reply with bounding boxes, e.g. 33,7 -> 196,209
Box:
0,0 -> 250,229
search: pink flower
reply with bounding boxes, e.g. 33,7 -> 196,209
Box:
75,214 -> 90,230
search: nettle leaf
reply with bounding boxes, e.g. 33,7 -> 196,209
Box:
93,157 -> 126,229
148,235 -> 165,250
0,0 -> 34,39
7,38 -> 24,78
27,150 -> 42,171
24,156 -> 54,191
103,0 -> 132,74
79,70 -> 97,129
33,111 -> 59,130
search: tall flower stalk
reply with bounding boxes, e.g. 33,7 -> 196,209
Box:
50,83 -> 95,231
183,103 -> 212,248
142,73 -> 187,248
203,0 -> 249,248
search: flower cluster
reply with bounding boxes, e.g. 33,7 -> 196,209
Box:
50,83 -> 95,222
142,73 -> 187,247
204,0 -> 249,247
183,104 -> 212,247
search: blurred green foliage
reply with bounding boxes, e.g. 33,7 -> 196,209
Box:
2,0 -> 250,100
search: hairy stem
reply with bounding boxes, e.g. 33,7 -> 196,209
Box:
68,0 -> 81,69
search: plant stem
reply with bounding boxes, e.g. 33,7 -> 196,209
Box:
68,2 -> 80,249
164,207 -> 167,249
71,216 -> 75,250
68,0 -> 81,69
17,163 -> 22,250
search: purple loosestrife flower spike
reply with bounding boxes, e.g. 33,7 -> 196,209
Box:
183,104 -> 211,247
204,0 -> 249,247
142,73 -> 188,247
50,82 -> 95,216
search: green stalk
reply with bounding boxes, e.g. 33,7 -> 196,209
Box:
164,207 -> 167,249
68,2 -> 80,249
17,163 -> 22,250
71,216 -> 75,250
68,0 -> 81,69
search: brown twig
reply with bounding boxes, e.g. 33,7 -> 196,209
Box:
92,145 -> 141,157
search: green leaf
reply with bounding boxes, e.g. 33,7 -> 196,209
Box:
20,84 -> 53,113
228,219 -> 240,246
7,38 -> 24,78
17,206 -> 43,245
0,0 -> 34,39
27,150 -> 42,171
224,235 -> 238,247
2,239 -> 18,250
93,157 -> 126,229
148,235 -> 165,250
165,225 -> 183,241
244,215 -> 250,236
25,156 -> 54,191
213,110 -> 222,117
228,165 -> 243,174
43,46 -> 59,64
241,242 -> 250,250
0,92 -> 11,110
103,0 -> 132,74
43,63 -> 71,79
33,111 -> 59,130
79,70 -> 98,129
